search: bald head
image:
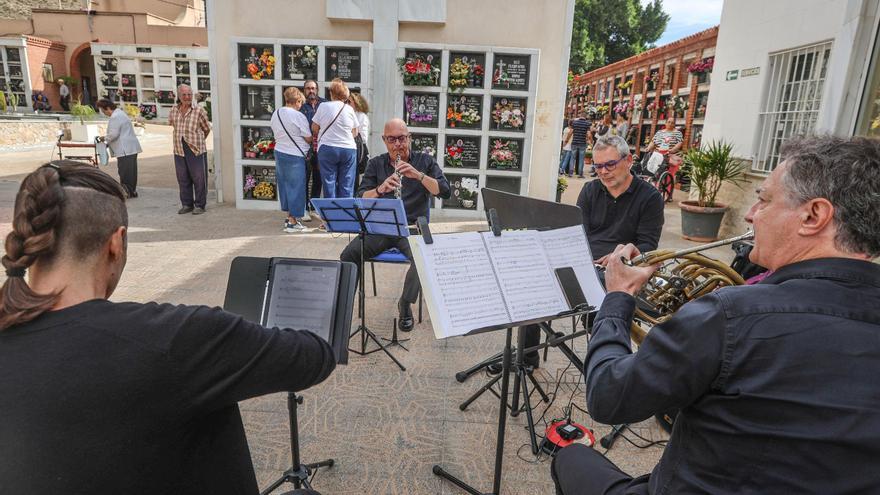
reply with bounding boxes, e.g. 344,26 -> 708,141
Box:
382,118 -> 411,160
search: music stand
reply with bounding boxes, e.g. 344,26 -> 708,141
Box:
311,197 -> 409,372
223,256 -> 357,494
423,212 -> 594,494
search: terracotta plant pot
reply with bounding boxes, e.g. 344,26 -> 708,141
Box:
679,200 -> 727,242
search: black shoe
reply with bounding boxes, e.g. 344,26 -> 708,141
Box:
398,299 -> 414,332
178,206 -> 194,214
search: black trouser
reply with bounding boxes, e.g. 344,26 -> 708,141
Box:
60,95 -> 70,111
117,153 -> 138,196
305,151 -> 323,209
551,444 -> 650,495
340,234 -> 420,305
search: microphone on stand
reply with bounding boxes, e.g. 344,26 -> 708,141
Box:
599,424 -> 626,449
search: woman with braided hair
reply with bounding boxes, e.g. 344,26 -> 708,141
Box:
0,161 -> 335,494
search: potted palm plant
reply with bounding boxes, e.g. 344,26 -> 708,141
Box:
679,140 -> 747,241
69,99 -> 99,142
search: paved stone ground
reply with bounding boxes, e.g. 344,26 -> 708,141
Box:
0,130 -> 736,494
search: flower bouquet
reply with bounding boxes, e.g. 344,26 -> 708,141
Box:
613,101 -> 630,115
492,99 -> 525,130
397,54 -> 441,86
253,181 -> 276,200
673,96 -> 689,117
488,139 -> 519,170
139,104 -> 157,120
157,90 -> 176,104
301,46 -> 318,68
454,177 -> 479,209
243,174 -> 257,198
247,48 -> 276,80
687,57 -> 714,74
448,57 -> 485,92
252,138 -> 275,159
445,143 -> 464,167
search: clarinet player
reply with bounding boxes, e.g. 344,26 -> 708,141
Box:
340,118 -> 451,332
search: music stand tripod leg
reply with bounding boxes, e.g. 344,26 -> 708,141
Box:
380,317 -> 410,351
454,351 -> 503,383
260,393 -> 334,495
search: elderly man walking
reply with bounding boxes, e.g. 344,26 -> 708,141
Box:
169,84 -> 211,215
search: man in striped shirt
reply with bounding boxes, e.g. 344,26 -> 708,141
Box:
569,112 -> 592,177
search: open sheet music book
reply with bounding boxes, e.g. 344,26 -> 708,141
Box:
409,225 -> 606,339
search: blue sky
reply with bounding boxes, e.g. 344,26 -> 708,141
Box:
647,0 -> 724,46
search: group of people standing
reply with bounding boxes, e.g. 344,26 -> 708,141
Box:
271,78 -> 370,233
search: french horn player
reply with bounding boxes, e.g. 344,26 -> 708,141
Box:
551,135 -> 880,495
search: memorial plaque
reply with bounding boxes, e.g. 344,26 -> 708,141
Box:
446,94 -> 483,130
490,96 -> 527,132
197,77 -> 211,91
175,61 -> 190,75
238,43 -> 275,80
448,51 -> 486,90
444,135 -> 480,169
411,133 -> 438,158
121,73 -> 136,88
403,92 -> 440,128
5,47 -> 20,62
241,126 -> 276,160
282,45 -> 319,81
491,53 -> 530,91
101,73 -> 119,87
98,57 -> 118,72
120,89 -> 138,102
326,47 -> 361,82
443,174 -> 480,210
240,85 -> 276,120
323,86 -> 360,101
156,90 -> 176,104
485,176 -> 521,195
139,104 -> 157,120
487,137 -> 523,171
8,65 -> 22,78
400,49 -> 441,87
0,80 -> 6,91
242,165 -> 277,201
197,62 -> 210,76
176,77 -> 191,88
136,47 -> 152,54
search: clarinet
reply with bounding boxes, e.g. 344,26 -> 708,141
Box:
393,153 -> 403,199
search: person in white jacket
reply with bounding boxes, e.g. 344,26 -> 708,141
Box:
97,98 -> 142,198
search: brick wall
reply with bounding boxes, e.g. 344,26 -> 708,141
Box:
25,36 -> 68,111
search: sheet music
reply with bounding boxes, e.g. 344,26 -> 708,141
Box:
481,230 -> 568,322
264,263 -> 339,342
409,232 -> 510,338
537,226 -> 606,310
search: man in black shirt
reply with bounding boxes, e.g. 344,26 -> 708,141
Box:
518,135 -> 663,370
576,134 -> 664,263
340,118 -> 451,331
0,162 -> 336,495
552,135 -> 880,494
569,111 -> 592,177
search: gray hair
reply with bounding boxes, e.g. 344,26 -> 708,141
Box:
779,135 -> 880,257
592,135 -> 630,158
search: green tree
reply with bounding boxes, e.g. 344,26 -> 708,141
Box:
569,0 -> 670,74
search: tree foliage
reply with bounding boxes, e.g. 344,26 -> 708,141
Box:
569,0 -> 670,74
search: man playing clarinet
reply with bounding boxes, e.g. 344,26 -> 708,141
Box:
340,118 -> 451,332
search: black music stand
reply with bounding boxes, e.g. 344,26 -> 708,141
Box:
452,190 -> 595,454
419,211 -> 594,495
223,257 -> 357,494
311,197 -> 409,371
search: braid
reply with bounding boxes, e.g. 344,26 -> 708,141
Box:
0,165 -> 65,330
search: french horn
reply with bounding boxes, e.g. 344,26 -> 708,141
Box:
627,231 -> 754,344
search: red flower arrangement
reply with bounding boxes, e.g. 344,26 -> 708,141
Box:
687,57 -> 715,74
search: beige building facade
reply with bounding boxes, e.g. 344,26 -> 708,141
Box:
207,0 -> 576,213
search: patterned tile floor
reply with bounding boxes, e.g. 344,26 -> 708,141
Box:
1,139 -> 739,494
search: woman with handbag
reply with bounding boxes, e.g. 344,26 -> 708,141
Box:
271,87 -> 313,233
348,92 -> 370,192
97,98 -> 142,198
311,78 -> 359,199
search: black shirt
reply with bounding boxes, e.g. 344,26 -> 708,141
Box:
571,118 -> 592,147
576,174 -> 664,259
586,258 -> 880,493
357,151 -> 451,224
0,299 -> 336,494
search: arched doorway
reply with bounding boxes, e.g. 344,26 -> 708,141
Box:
68,43 -> 96,106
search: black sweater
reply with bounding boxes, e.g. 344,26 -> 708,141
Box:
0,299 -> 336,494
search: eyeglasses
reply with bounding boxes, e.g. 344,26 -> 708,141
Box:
383,134 -> 410,144
593,155 -> 628,171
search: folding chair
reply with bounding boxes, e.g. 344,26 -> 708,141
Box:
368,248 -> 424,323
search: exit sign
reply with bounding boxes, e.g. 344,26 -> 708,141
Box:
726,70 -> 739,81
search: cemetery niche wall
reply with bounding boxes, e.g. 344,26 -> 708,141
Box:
0,39 -> 30,112
92,44 -> 212,122
231,38 -> 372,209
397,43 -> 539,214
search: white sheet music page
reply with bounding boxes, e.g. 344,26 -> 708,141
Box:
409,232 -> 510,339
481,230 -> 568,322
538,225 -> 606,310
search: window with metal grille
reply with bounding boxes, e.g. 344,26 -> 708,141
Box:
753,41 -> 833,173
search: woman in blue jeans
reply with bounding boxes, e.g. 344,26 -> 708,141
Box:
271,87 -> 313,233
311,78 -> 359,198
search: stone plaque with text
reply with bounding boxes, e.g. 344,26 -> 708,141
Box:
491,54 -> 530,91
